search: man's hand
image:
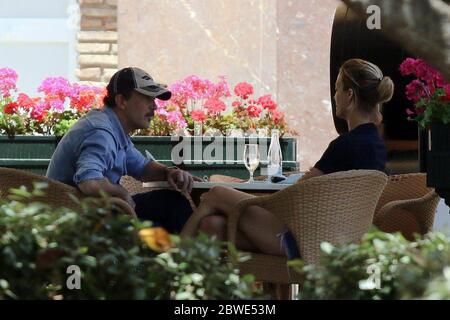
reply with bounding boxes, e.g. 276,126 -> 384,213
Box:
78,178 -> 136,213
122,188 -> 136,210
167,168 -> 203,193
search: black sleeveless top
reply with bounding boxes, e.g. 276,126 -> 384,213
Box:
314,123 -> 386,174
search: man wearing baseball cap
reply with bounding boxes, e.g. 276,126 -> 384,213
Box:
47,67 -> 199,233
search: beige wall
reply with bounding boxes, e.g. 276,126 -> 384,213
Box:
118,0 -> 339,169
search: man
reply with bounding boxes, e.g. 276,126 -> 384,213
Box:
47,67 -> 198,233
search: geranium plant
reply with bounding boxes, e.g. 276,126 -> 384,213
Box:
140,75 -> 291,137
0,67 -> 105,137
400,58 -> 450,128
1,68 -> 291,137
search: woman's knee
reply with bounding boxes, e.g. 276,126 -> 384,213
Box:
199,215 -> 226,238
200,186 -> 229,202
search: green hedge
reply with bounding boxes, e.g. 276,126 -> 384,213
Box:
0,184 -> 258,300
291,229 -> 450,300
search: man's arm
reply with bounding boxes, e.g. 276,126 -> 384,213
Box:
78,178 -> 136,209
139,161 -> 171,182
139,161 -> 202,193
73,130 -> 135,209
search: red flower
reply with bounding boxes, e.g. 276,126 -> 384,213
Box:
270,110 -> 283,124
190,109 -> 207,122
405,80 -> 427,103
3,102 -> 18,114
257,94 -> 277,110
247,104 -> 262,117
232,101 -> 241,108
440,84 -> 450,102
399,58 -> 418,76
203,98 -> 226,114
17,93 -> 40,110
234,82 -> 254,100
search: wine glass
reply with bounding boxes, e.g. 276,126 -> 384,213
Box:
243,144 -> 260,183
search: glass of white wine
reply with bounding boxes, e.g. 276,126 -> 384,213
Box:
243,144 -> 260,183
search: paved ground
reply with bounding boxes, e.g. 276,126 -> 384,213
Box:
433,199 -> 450,234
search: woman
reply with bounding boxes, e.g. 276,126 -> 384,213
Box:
181,58 -> 394,258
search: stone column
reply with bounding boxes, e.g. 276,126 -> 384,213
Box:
76,0 -> 118,85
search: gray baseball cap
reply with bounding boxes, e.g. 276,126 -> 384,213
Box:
110,67 -> 171,101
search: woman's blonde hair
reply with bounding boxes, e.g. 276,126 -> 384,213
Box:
340,58 -> 394,124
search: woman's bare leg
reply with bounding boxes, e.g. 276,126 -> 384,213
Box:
180,186 -> 254,237
198,215 -> 259,252
182,186 -> 286,256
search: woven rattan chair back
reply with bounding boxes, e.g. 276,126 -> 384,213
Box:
373,173 -> 439,240
0,167 -> 83,212
375,173 -> 432,213
266,170 -> 388,265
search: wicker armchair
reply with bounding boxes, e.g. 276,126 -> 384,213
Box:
120,175 -> 148,196
373,173 -> 440,241
0,167 -> 135,217
226,170 -> 388,285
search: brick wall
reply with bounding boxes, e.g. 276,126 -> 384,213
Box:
76,0 -> 118,85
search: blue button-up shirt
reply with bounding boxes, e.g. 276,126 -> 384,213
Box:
47,107 -> 151,187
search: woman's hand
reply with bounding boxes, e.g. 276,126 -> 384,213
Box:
301,167 -> 324,181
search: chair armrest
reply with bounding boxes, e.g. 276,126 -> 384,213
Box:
374,191 -> 439,227
227,182 -> 307,244
226,194 -> 274,244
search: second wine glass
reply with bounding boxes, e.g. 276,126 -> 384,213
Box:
243,144 -> 260,183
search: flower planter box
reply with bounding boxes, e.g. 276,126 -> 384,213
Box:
0,135 -> 298,179
427,124 -> 450,186
425,123 -> 450,207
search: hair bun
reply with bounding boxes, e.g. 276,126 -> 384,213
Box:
377,76 -> 394,104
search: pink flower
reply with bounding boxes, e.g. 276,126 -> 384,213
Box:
203,98 -> 226,114
400,58 -> 445,91
257,94 -> 277,110
31,103 -> 50,122
47,98 -> 64,111
0,68 -> 18,97
445,84 -> 450,97
399,58 -> 418,76
439,84 -> 450,102
247,104 -> 262,117
406,108 -> 415,116
234,82 -> 254,100
435,74 -> 448,88
190,109 -> 207,122
166,110 -> 187,129
156,107 -> 169,117
38,77 -> 72,101
208,76 -> 231,99
232,101 -> 241,108
405,80 -> 427,103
